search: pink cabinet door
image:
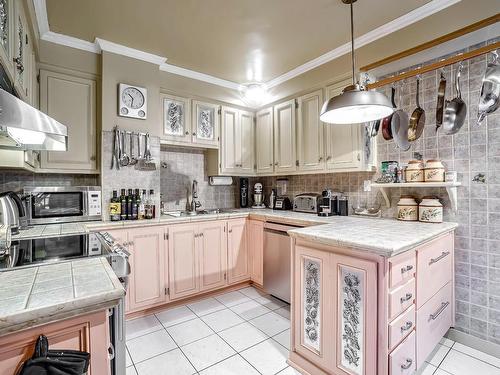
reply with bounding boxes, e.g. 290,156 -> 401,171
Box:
168,223 -> 200,300
292,244 -> 335,370
227,219 -> 250,284
248,220 -> 264,286
199,221 -> 227,291
128,226 -> 167,311
333,253 -> 378,375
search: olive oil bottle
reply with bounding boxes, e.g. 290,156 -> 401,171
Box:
109,190 -> 121,221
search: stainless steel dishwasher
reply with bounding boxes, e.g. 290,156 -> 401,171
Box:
263,221 -> 302,303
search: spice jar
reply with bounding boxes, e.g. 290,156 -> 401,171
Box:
418,196 -> 443,223
406,160 -> 424,182
397,196 -> 418,221
424,160 -> 445,182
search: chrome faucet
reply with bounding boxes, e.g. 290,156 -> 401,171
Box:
189,180 -> 202,212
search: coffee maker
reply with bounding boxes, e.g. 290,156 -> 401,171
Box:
239,178 -> 248,208
252,183 -> 265,209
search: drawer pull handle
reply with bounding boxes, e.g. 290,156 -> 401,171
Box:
401,358 -> 413,370
429,251 -> 450,265
401,265 -> 414,274
430,301 -> 450,320
401,321 -> 413,333
400,293 -> 413,304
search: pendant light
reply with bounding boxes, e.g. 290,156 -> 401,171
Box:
320,0 -> 393,124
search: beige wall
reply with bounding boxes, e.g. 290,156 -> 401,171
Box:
38,40 -> 100,76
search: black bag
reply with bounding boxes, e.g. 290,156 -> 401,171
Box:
18,335 -> 90,375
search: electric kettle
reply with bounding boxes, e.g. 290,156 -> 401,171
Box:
0,191 -> 26,234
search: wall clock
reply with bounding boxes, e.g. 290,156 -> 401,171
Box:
118,83 -> 147,119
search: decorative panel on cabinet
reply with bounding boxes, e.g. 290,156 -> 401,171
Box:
273,99 -> 297,173
191,100 -> 219,147
39,69 -> 98,172
161,93 -> 191,143
255,107 -> 274,174
297,90 -> 324,171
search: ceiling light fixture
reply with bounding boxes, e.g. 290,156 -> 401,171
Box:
320,0 -> 394,124
240,83 -> 268,107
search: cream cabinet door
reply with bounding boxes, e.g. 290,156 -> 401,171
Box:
191,100 -> 219,147
161,93 -> 191,143
324,82 -> 361,170
39,69 -> 97,172
297,90 -> 324,171
274,99 -> 296,173
256,107 -> 274,174
198,221 -> 227,291
220,106 -> 240,174
168,223 -> 200,300
227,218 -> 250,284
239,110 -> 255,175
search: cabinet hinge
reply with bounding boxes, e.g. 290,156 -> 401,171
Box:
36,74 -> 40,84
165,287 -> 169,295
224,273 -> 227,280
294,99 -> 299,108
296,160 -> 299,167
218,108 -> 221,115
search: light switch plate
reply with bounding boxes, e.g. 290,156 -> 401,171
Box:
364,180 -> 371,192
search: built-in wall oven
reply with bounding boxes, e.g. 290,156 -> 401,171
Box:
263,222 -> 303,304
23,186 -> 101,225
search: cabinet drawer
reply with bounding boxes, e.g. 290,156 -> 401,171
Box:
390,331 -> 416,375
417,282 -> 452,368
389,251 -> 416,289
389,305 -> 415,351
416,234 -> 453,308
389,279 -> 415,321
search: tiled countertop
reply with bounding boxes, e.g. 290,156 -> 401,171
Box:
0,257 -> 124,336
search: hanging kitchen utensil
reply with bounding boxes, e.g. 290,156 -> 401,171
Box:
477,50 -> 500,126
381,86 -> 397,140
111,126 -> 120,170
129,132 -> 138,165
391,84 -> 411,151
436,71 -> 446,131
136,133 -> 156,171
408,76 -> 426,141
119,130 -> 130,167
443,62 -> 467,135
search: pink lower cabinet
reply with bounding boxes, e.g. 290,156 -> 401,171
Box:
290,242 -> 378,375
227,218 -> 250,284
248,219 -> 264,286
389,331 -> 416,375
0,311 -> 110,375
199,221 -> 227,291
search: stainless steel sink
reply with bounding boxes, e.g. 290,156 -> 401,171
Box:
163,209 -> 235,217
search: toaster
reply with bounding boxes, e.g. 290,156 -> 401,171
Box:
293,193 -> 322,214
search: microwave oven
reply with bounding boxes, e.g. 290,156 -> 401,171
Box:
23,186 -> 102,225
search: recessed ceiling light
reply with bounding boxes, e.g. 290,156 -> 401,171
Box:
240,83 -> 268,107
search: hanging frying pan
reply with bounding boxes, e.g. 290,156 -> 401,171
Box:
443,62 -> 467,135
381,86 -> 396,140
408,77 -> 426,141
477,50 -> 500,126
391,84 -> 411,151
436,72 -> 446,131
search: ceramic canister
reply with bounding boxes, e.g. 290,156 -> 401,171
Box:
424,159 -> 445,182
418,196 -> 443,223
397,195 -> 418,221
406,160 -> 425,182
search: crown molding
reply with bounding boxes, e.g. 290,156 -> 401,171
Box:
95,38 -> 167,66
266,0 -> 461,89
33,0 -> 461,92
159,63 -> 240,90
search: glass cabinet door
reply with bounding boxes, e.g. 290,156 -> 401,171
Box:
192,100 -> 220,147
0,0 -> 13,74
161,93 -> 191,143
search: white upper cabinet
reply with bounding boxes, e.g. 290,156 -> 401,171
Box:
39,69 -> 98,172
191,100 -> 220,148
297,89 -> 324,171
273,99 -> 296,173
255,107 -> 274,174
161,93 -> 191,144
217,106 -> 255,176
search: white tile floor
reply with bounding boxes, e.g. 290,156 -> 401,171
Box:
126,286 -> 500,375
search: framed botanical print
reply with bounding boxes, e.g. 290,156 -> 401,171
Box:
192,100 -> 220,147
161,93 -> 191,142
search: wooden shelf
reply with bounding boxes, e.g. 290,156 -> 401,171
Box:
370,182 -> 462,212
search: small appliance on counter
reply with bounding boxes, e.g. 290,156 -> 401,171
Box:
338,194 -> 349,216
318,189 -> 338,216
293,193 -> 322,214
274,196 -> 292,210
268,188 -> 277,209
252,183 -> 266,209
240,178 -> 249,208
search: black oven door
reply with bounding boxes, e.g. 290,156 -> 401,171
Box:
30,192 -> 85,222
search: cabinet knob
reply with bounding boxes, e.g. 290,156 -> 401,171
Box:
228,229 -> 232,233
319,157 -> 323,162
192,132 -> 196,136
185,131 -> 189,135
90,155 -> 96,161
326,156 -> 332,161
401,359 -> 413,370
274,162 -> 279,166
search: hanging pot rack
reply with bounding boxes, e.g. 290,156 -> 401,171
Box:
366,41 -> 500,90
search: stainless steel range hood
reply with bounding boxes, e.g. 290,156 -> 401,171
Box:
0,89 -> 67,151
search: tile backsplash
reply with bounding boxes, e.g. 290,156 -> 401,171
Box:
160,146 -> 236,211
